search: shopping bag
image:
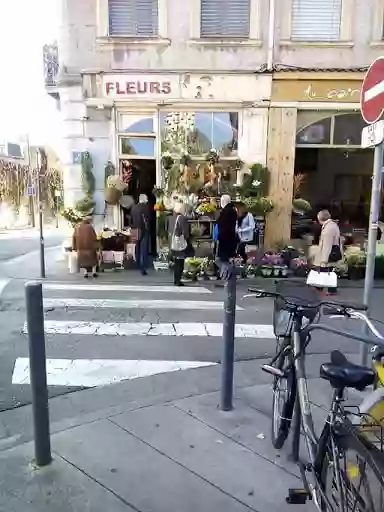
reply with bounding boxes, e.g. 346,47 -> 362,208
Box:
171,215 -> 187,252
306,269 -> 337,288
68,251 -> 79,274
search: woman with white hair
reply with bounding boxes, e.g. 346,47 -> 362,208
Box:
168,201 -> 191,286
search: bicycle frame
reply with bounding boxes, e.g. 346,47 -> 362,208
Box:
289,319 -> 383,511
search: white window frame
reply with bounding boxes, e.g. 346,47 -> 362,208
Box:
371,0 -> 384,46
190,0 -> 261,43
280,0 -> 354,46
97,0 -> 168,40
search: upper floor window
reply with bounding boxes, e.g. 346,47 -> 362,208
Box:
200,0 -> 250,38
291,0 -> 342,42
108,0 -> 158,37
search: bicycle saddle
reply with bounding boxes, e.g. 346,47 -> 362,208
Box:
320,350 -> 375,391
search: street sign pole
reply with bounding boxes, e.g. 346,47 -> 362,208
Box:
360,142 -> 384,366
36,150 -> 46,279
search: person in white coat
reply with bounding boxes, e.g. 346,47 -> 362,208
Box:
236,202 -> 255,264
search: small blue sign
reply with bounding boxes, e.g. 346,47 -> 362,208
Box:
26,185 -> 35,196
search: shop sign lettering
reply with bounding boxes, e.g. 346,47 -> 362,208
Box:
105,80 -> 172,96
304,84 -> 361,101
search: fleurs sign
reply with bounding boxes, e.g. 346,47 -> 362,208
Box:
103,75 -> 177,99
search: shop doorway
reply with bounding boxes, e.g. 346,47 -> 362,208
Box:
122,159 -> 157,255
292,112 -> 374,239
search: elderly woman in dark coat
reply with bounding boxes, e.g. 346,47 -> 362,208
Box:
72,217 -> 98,278
168,201 -> 191,286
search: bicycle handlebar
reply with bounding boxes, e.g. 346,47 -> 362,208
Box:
245,287 -> 384,344
245,287 -> 367,312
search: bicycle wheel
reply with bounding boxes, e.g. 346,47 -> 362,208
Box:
271,337 -> 297,449
319,427 -> 384,511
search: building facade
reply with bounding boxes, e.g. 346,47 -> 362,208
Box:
50,0 -> 384,238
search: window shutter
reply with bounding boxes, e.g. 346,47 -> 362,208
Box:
201,0 -> 250,38
291,0 -> 342,41
108,0 -> 158,37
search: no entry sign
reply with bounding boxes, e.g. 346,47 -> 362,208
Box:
361,57 -> 384,124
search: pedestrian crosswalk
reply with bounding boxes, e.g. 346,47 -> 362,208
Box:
13,281 -> 275,389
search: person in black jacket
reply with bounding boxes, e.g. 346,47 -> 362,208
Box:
217,194 -> 238,263
130,194 -> 151,275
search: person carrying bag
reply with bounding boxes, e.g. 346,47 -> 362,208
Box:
307,209 -> 341,294
169,202 -> 190,286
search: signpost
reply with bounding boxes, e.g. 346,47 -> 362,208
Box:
360,57 -> 384,366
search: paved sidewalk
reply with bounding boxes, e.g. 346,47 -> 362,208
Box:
0,356 -> 365,512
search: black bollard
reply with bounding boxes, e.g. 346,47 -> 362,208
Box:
25,282 -> 51,466
220,264 -> 237,411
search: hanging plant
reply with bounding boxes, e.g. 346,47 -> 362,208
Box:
161,153 -> 175,170
104,160 -> 116,186
205,149 -> 219,165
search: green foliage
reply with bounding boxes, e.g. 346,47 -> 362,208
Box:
243,197 -> 273,216
238,163 -> 270,198
104,161 -> 115,186
75,151 -> 95,215
292,198 -> 312,213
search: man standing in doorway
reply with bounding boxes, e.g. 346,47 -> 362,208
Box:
131,194 -> 151,276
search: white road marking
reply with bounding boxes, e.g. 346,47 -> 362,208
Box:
43,297 -> 244,311
43,283 -> 212,294
12,358 -> 217,387
364,79 -> 384,102
23,320 -> 274,338
0,279 -> 10,297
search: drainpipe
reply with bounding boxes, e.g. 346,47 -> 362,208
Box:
267,0 -> 276,71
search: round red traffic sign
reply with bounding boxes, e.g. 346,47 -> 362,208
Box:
361,57 -> 384,124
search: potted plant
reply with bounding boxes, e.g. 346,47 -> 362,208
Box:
291,257 -> 309,278
375,255 -> 384,280
345,249 -> 366,280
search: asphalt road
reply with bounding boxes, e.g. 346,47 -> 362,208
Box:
0,270 -> 382,416
0,228 -> 64,263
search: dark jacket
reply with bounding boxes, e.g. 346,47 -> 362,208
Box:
131,202 -> 150,233
217,203 -> 238,262
168,213 -> 191,258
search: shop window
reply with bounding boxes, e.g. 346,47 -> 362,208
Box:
121,137 -> 155,157
333,113 -> 367,146
160,111 -> 238,157
120,114 -> 154,133
296,118 -> 331,145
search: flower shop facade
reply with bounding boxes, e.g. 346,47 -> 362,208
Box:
265,70 -> 370,249
80,72 -> 271,230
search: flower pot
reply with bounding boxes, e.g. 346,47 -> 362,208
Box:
348,266 -> 365,280
261,266 -> 272,277
281,266 -> 288,277
273,266 -> 281,277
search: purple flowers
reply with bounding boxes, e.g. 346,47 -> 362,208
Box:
260,253 -> 284,266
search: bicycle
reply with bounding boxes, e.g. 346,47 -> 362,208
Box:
245,282 -> 384,511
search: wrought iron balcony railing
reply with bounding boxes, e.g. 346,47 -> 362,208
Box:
43,42 -> 59,86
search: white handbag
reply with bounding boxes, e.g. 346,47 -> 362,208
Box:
307,269 -> 337,288
171,215 -> 187,252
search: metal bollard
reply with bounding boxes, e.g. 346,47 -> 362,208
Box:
220,264 -> 237,411
25,282 -> 51,466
